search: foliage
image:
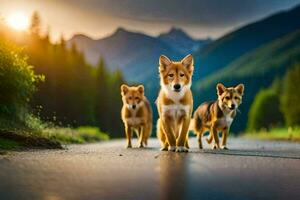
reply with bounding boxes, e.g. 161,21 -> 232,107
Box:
244,127 -> 300,142
281,64 -> 300,126
247,84 -> 284,131
0,39 -> 43,122
42,126 -> 109,144
0,12 -> 125,139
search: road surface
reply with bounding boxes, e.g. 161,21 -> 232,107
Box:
0,138 -> 300,200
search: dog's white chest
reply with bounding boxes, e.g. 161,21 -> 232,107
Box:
225,115 -> 233,127
162,104 -> 190,118
127,117 -> 141,125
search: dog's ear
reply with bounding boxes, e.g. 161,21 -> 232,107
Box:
159,55 -> 171,71
121,84 -> 129,96
235,84 -> 244,95
216,83 -> 226,96
137,85 -> 144,95
181,54 -> 194,73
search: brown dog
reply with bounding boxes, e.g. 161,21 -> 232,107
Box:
121,84 -> 152,148
156,54 -> 194,152
192,83 -> 244,149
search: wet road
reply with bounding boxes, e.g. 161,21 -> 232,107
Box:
0,138 -> 300,200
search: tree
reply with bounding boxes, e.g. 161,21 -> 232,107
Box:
0,39 -> 43,121
281,64 -> 300,126
30,11 -> 41,36
247,84 -> 284,131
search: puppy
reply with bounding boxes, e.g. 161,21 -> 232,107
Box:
156,54 -> 194,152
192,83 -> 244,149
121,84 -> 152,148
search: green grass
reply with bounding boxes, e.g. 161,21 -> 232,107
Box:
243,127 -> 300,142
42,126 -> 109,144
0,138 -> 23,150
0,114 -> 109,149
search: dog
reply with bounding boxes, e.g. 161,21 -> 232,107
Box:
191,83 -> 244,149
121,84 -> 152,148
156,54 -> 194,152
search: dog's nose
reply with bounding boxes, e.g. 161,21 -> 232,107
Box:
173,84 -> 181,90
230,104 -> 236,110
132,105 -> 136,109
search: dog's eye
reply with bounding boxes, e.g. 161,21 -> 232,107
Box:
168,74 -> 174,78
135,97 -> 139,100
225,96 -> 230,100
180,73 -> 185,77
234,96 -> 239,100
129,96 -> 132,100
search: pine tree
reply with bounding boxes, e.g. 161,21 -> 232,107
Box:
30,11 -> 41,36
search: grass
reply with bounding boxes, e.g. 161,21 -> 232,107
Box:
0,138 -> 23,150
0,114 -> 109,150
243,127 -> 300,142
42,126 -> 109,144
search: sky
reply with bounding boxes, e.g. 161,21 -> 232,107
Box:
0,0 -> 300,42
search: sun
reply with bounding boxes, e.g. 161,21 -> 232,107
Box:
7,12 -> 29,31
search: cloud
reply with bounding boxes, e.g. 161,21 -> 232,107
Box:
63,0 -> 300,27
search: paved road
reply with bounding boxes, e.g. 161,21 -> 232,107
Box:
0,138 -> 300,200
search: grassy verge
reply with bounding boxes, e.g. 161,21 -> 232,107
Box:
0,115 -> 109,150
243,127 -> 300,142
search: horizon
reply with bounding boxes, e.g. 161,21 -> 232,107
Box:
1,0 -> 300,42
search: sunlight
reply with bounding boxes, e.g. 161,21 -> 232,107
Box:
7,12 -> 29,31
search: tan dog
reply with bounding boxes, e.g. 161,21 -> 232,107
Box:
121,84 -> 152,148
156,54 -> 194,152
192,83 -> 244,149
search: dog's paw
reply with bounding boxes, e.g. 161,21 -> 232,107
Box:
221,146 -> 228,150
168,146 -> 176,152
211,144 -> 219,150
126,144 -> 132,148
138,143 -> 144,148
176,146 -> 189,153
160,146 -> 168,151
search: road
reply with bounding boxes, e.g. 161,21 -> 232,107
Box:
0,138 -> 300,200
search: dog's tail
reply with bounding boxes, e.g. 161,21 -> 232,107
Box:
190,112 -> 202,134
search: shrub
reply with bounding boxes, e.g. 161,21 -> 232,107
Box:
247,87 -> 284,131
0,40 -> 43,123
281,64 -> 300,126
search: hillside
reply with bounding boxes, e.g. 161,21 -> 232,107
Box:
193,5 -> 300,79
193,29 -> 300,133
158,27 -> 211,55
68,27 -> 208,83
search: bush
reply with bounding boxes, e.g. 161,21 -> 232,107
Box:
247,87 -> 284,131
0,40 -> 43,124
281,64 -> 300,126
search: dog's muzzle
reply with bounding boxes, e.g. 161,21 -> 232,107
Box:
173,84 -> 181,92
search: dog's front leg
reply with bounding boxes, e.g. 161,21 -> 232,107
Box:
138,125 -> 145,148
221,128 -> 229,150
211,125 -> 220,149
125,124 -> 132,148
176,116 -> 190,152
161,115 -> 176,151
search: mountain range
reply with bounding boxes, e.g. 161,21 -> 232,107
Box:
68,4 -> 300,134
68,27 -> 211,82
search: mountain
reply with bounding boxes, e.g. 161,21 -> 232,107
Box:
68,27 -> 207,81
158,27 -> 211,55
193,28 -> 300,133
193,4 -> 300,79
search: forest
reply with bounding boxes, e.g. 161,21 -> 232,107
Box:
0,12 -> 125,148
